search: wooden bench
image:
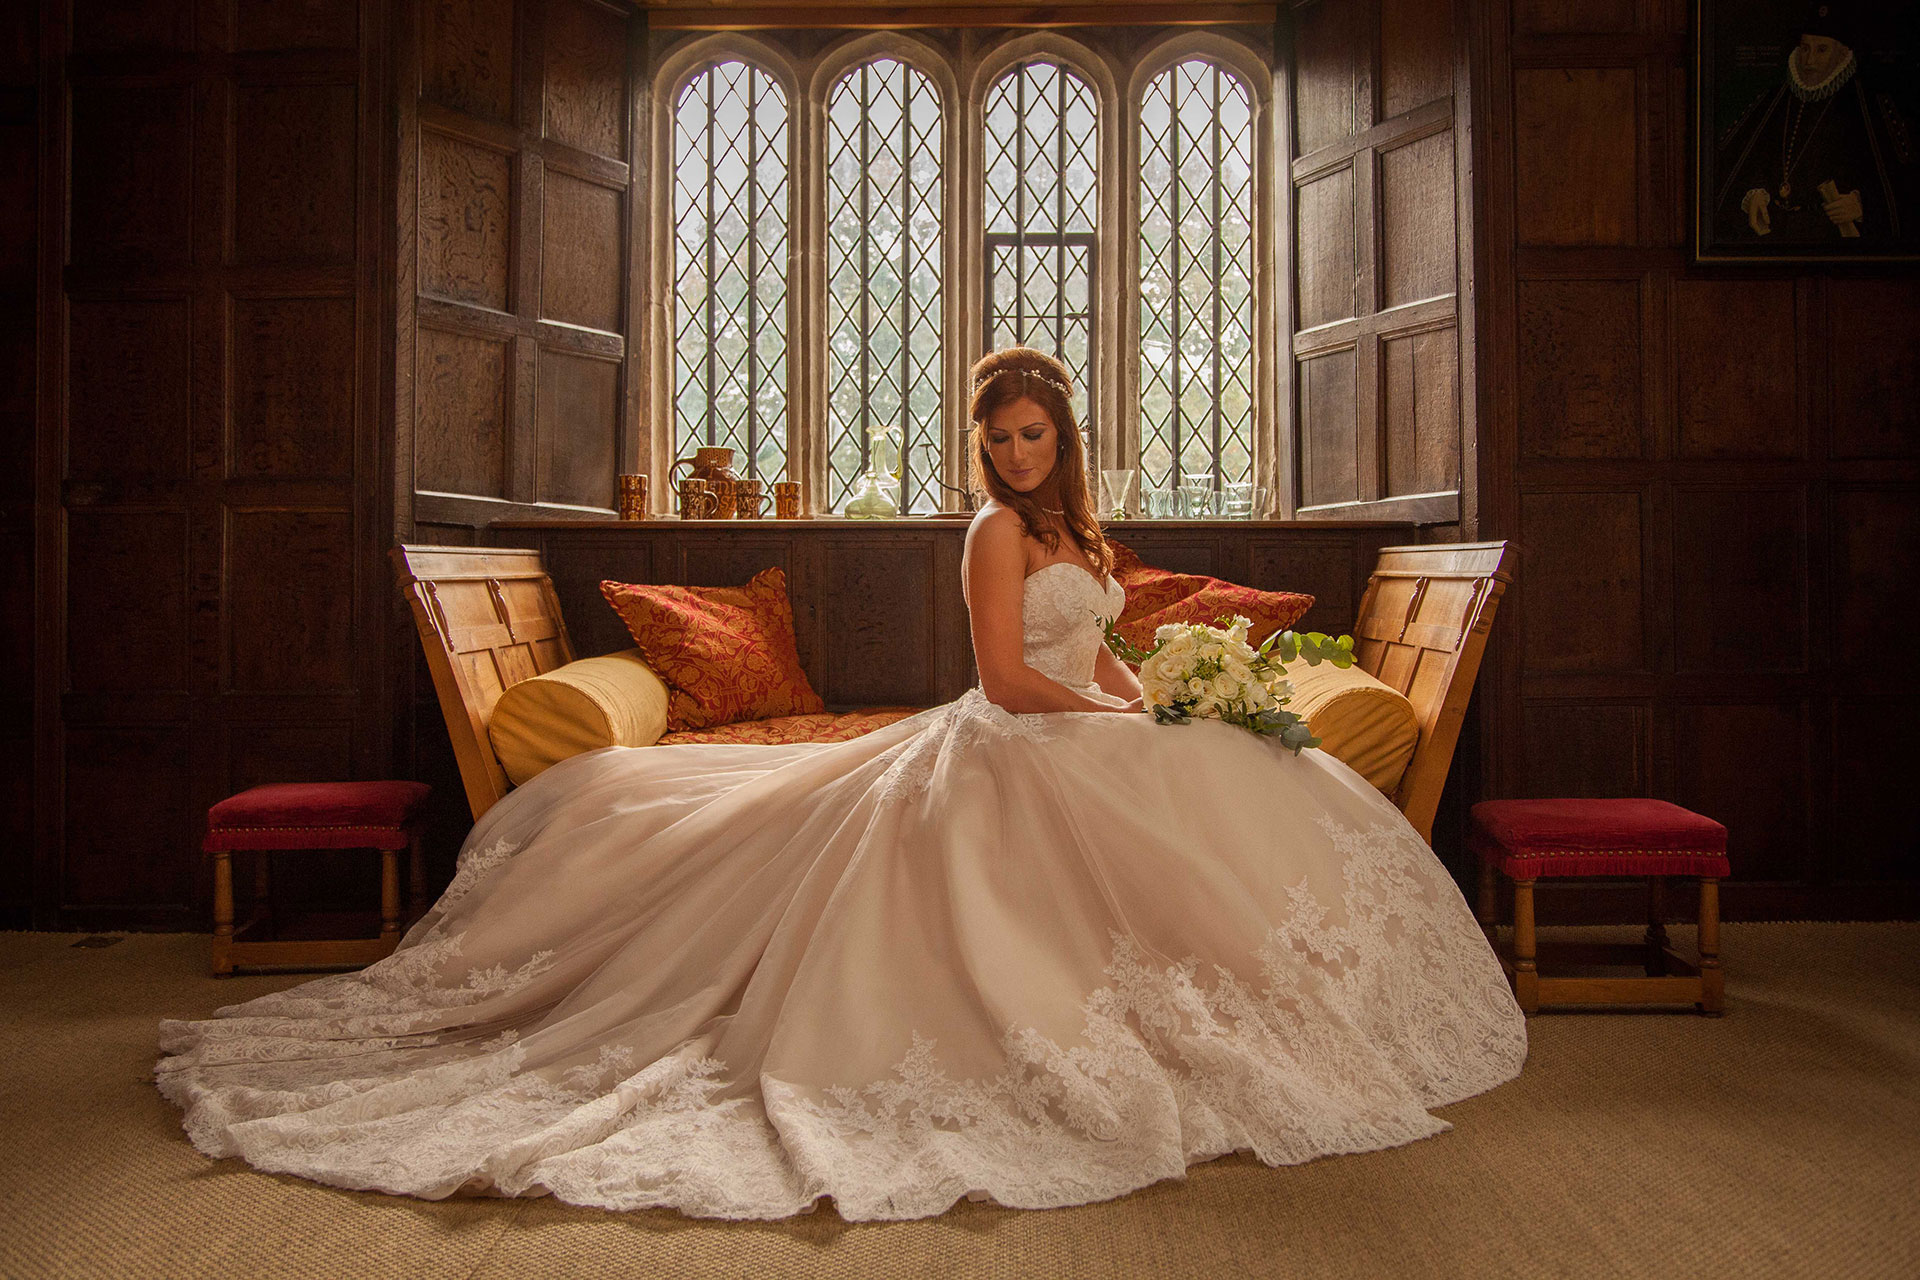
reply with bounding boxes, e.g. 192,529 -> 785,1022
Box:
393,540 -> 1514,840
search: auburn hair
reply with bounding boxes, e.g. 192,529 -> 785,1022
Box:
967,347 -> 1112,579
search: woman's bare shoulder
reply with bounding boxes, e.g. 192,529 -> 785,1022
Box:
966,503 -> 1023,548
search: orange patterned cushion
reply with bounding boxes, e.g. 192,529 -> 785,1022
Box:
600,569 -> 825,731
1108,540 -> 1314,651
656,707 -> 923,746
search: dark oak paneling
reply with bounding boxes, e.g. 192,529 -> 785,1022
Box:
416,327 -> 510,496
1516,278 -> 1641,459
1512,67 -> 1635,246
1483,0 -> 1920,918
418,130 -> 512,310
230,296 -> 357,479
29,0 -> 389,929
1290,0 -> 1468,525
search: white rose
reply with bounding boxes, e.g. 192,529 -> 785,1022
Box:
1223,658 -> 1253,685
1187,676 -> 1210,699
1210,673 -> 1238,701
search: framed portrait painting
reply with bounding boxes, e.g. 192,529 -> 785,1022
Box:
1694,0 -> 1920,262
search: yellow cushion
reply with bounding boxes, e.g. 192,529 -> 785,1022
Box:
488,649 -> 669,785
1287,660 -> 1420,796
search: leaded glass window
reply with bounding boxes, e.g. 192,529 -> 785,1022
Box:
983,61 -> 1098,446
826,59 -> 944,513
673,61 -> 790,482
1138,60 -> 1255,493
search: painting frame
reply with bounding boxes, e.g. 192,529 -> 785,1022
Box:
1693,0 -> 1920,264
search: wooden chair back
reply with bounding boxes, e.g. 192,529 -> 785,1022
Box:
1349,541 -> 1515,843
391,545 -> 575,820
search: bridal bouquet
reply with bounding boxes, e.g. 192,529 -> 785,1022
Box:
1102,615 -> 1356,752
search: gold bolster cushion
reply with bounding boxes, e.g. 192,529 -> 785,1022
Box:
1286,660 -> 1420,796
488,649 -> 670,785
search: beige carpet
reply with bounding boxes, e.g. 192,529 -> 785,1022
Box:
0,924 -> 1916,1280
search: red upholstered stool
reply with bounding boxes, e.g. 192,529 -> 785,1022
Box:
204,781 -> 431,975
1470,799 -> 1729,1015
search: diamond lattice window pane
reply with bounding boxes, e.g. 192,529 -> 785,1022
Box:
982,61 -> 1098,452
674,61 -> 789,482
825,59 -> 945,514
1137,60 -> 1256,495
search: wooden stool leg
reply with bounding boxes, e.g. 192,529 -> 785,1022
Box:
380,849 -> 402,944
211,851 -> 235,977
1476,855 -> 1498,943
1512,877 -> 1539,1014
1644,876 -> 1670,976
407,832 -> 428,915
1697,876 -> 1724,1015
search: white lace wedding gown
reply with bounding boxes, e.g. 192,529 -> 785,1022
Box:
158,563 -> 1526,1220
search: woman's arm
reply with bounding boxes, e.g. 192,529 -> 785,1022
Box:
964,509 -> 1129,714
1093,645 -> 1143,705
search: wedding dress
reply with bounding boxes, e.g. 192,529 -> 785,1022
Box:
158,563 -> 1526,1221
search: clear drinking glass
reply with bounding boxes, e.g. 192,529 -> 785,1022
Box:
1179,473 -> 1214,519
1142,488 -> 1173,519
1100,469 -> 1137,520
1223,480 -> 1253,520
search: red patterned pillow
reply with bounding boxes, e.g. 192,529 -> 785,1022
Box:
1107,540 -> 1314,653
600,569 -> 825,731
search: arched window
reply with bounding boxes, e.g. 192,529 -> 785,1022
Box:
1138,59 -> 1255,494
826,59 -> 943,513
982,60 -> 1098,445
672,61 -> 789,482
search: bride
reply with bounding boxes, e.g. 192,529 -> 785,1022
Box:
158,347 -> 1526,1222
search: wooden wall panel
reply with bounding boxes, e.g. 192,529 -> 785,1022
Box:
230,297 -> 356,479
1673,279 -> 1799,458
1378,131 -> 1453,306
232,84 -> 359,265
824,541 -> 939,707
543,0 -> 627,158
63,728 -> 193,910
1291,0 -> 1359,155
1519,490 -> 1644,673
68,84 -> 192,266
66,511 -> 190,692
1377,0 -> 1451,120
1520,702 -> 1647,799
1290,0 -> 1468,526
416,327 -> 511,497
1674,702 -> 1811,884
422,0 -> 517,122
535,350 -> 619,508
225,511 -> 357,693
1512,68 -> 1635,246
1827,280 -> 1920,459
2,5 -> 31,928
66,297 -> 191,483
235,0 -> 359,51
418,130 -> 512,310
1831,699 -> 1920,884
1516,279 -> 1641,459
1514,0 -> 1633,34
1831,488 -> 1920,673
69,0 -> 192,52
1381,324 -> 1457,495
542,172 -> 623,332
27,0 -> 386,931
1297,349 -> 1357,507
1295,167 -> 1355,329
1484,0 -> 1920,918
1671,487 -> 1806,674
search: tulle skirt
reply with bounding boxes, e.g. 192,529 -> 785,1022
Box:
158,690 -> 1526,1220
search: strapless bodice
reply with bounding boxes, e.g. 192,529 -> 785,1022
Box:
1022,562 -> 1126,688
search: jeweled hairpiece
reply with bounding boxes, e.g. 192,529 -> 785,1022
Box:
972,368 -> 1073,401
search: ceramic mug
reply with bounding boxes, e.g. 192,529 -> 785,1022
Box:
617,474 -> 648,520
773,481 -> 802,519
706,476 -> 739,520
677,478 -> 718,520
734,479 -> 772,519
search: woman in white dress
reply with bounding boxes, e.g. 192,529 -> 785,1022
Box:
158,347 -> 1526,1222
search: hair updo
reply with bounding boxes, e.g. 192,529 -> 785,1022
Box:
967,347 -> 1111,577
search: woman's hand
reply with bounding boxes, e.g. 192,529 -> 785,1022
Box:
1112,696 -> 1143,714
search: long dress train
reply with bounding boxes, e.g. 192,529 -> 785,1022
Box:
157,563 -> 1526,1220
